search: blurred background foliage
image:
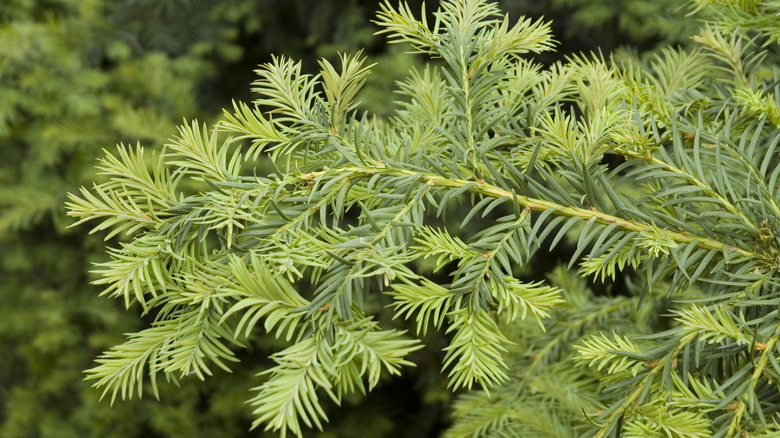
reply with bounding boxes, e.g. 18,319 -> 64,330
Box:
0,0 -> 699,436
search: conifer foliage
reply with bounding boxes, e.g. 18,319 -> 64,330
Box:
1,1 -> 409,437
69,0 -> 780,436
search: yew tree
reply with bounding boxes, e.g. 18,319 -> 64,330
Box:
69,0 -> 780,436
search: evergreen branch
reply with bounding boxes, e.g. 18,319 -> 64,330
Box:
219,100 -> 288,159
588,334 -> 700,438
220,252 -> 310,341
249,320 -> 421,438
388,277 -> 456,335
92,234 -> 173,309
85,307 -> 239,403
318,52 -> 375,123
165,119 -> 241,182
96,144 -> 177,208
299,166 -> 761,259
249,336 -> 335,437
447,365 -> 593,438
331,320 -> 421,393
66,0 -> 780,436
648,48 -> 710,98
520,295 -> 638,383
445,391 -> 571,438
252,55 -> 320,122
393,66 -> 447,130
579,237 -> 642,281
593,365 -> 662,438
489,276 -> 564,327
675,304 -> 751,346
374,1 -> 439,54
574,332 -> 646,376
156,309 -> 241,380
692,24 -> 758,88
443,307 -> 511,390
445,392 -> 525,438
66,184 -> 159,239
724,325 -> 780,437
624,401 -> 711,438
85,323 -> 170,404
412,225 -> 476,269
734,86 -> 780,127
614,150 -> 759,231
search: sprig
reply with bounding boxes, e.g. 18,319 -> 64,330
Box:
67,0 -> 780,436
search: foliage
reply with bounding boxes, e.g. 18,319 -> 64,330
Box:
67,0 -> 780,437
1,0 -> 420,437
